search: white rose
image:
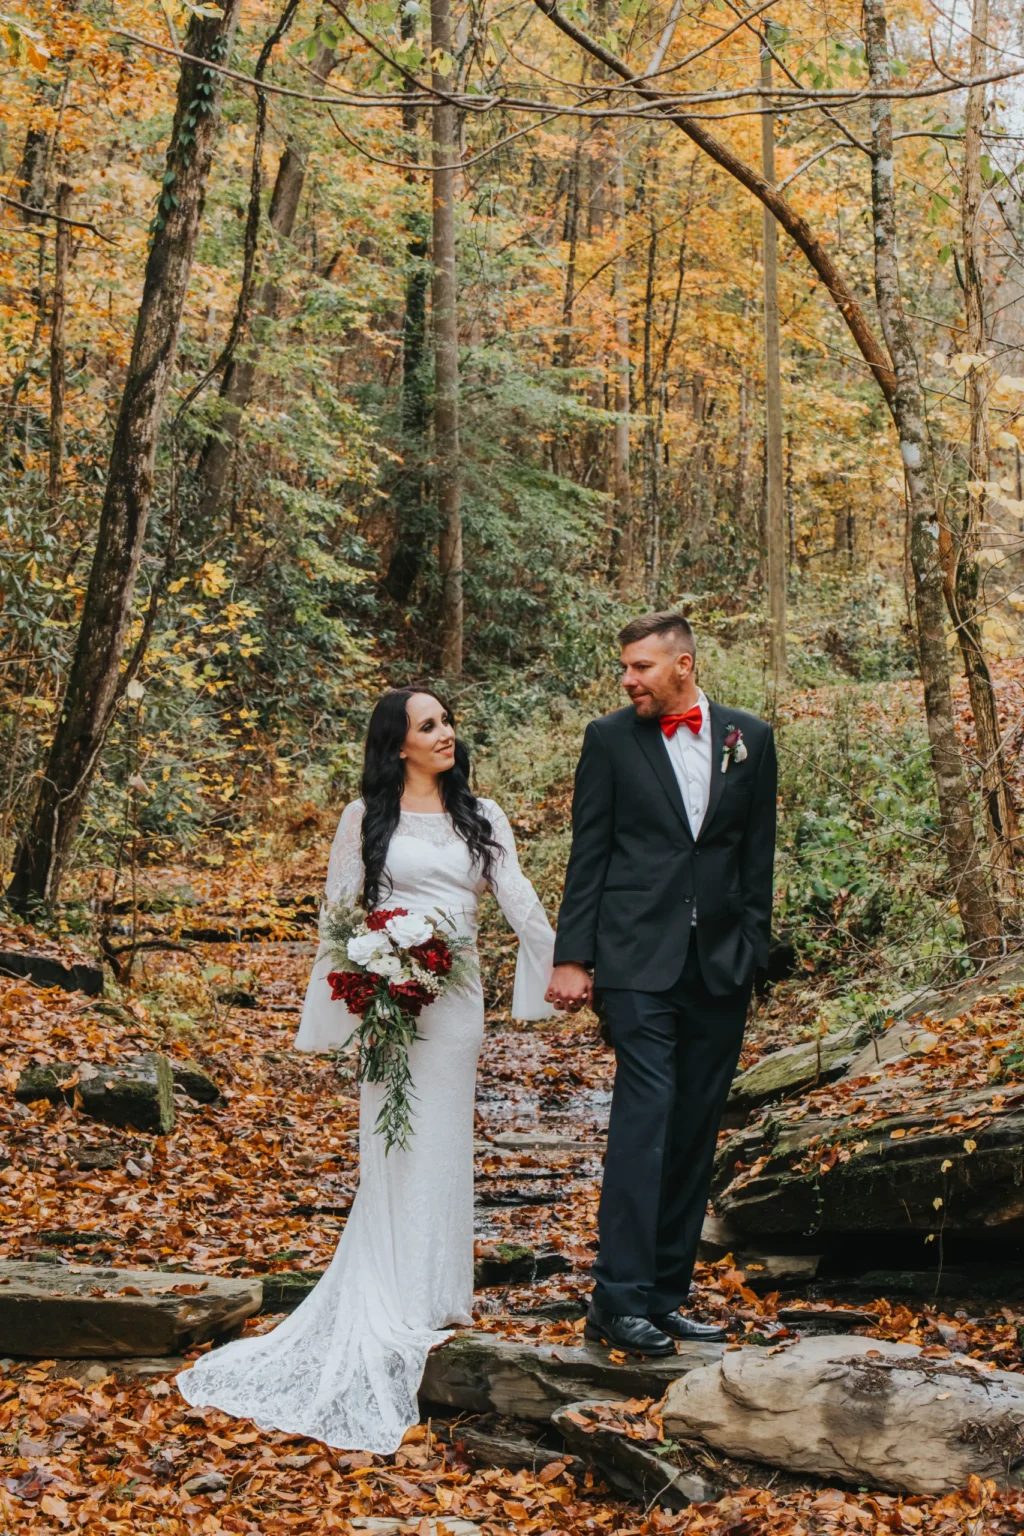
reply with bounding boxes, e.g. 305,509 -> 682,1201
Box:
347,931 -> 387,967
367,951 -> 403,979
385,913 -> 433,948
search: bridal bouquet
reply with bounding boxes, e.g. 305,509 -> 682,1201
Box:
323,903 -> 475,1152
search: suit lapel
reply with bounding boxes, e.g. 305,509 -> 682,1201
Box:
632,715 -> 694,841
699,700 -> 729,842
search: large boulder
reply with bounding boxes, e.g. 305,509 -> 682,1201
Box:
713,1089 -> 1024,1240
16,1053 -> 175,1134
661,1334 -> 1024,1495
0,1262 -> 261,1357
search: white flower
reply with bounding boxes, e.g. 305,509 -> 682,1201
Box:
347,931 -> 388,967
367,951 -> 404,980
734,739 -> 748,762
385,912 -> 433,948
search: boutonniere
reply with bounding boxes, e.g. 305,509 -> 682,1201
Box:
721,725 -> 748,774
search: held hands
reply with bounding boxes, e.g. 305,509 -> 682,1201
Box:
545,962 -> 593,1014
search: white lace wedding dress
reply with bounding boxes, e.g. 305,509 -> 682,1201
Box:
176,799 -> 555,1452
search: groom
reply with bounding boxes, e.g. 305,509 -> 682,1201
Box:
546,611 -> 777,1355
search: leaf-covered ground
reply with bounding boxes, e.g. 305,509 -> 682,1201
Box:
3,877 -> 1024,1532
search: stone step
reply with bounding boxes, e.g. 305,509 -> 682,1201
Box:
0,1262 -> 260,1358
419,1331 -> 722,1423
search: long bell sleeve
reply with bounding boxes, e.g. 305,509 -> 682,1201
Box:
295,801 -> 364,1052
483,800 -> 558,1020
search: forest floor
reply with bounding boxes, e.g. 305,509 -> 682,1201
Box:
3,665 -> 1024,1533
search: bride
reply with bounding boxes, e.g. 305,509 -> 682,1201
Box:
176,688 -> 557,1452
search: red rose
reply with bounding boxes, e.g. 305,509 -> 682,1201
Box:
366,906 -> 408,932
327,970 -> 378,1015
408,937 -> 453,977
388,978 -> 432,1017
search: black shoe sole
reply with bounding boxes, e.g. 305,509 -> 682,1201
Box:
583,1322 -> 676,1357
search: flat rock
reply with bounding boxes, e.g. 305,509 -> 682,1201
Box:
489,1132 -> 598,1153
0,1262 -> 260,1358
662,1333 -> 1024,1495
841,1018 -> 941,1081
713,1091 -> 1024,1240
776,1307 -> 878,1331
726,1025 -> 863,1116
0,949 -> 103,996
554,1399 -> 719,1509
420,1332 -> 722,1423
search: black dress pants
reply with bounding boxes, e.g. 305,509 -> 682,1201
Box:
592,944 -> 749,1317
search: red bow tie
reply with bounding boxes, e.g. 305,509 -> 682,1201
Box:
660,706 -> 703,739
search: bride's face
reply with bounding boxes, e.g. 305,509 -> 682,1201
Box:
400,693 -> 457,780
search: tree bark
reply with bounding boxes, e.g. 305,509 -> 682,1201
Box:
6,2 -> 242,914
48,181 -> 71,509
760,50 -> 786,684
949,0 -> 1020,907
611,138 -> 633,591
194,35 -> 336,523
384,6 -> 430,605
863,0 -> 1000,959
432,0 -> 463,676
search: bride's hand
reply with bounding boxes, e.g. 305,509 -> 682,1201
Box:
545,962 -> 593,1013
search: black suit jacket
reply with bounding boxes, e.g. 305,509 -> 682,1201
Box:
553,701 -> 777,996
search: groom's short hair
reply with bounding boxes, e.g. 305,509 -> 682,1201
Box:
618,611 -> 696,656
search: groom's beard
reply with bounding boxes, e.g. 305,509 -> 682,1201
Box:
627,690 -> 668,720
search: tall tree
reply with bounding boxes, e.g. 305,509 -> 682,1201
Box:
862,0 -> 1000,957
385,3 -> 431,606
7,1 -> 242,913
610,135 -> 633,589
760,48 -> 786,684
47,181 -> 71,509
432,0 -> 463,675
947,0 -> 1020,908
193,10 -> 327,524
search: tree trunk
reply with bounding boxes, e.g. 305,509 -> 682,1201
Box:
48,181 -> 71,509
432,0 -> 463,675
761,50 -> 786,684
950,0 -> 1020,908
641,154 -> 660,602
558,133 -> 581,372
384,7 -> 430,605
863,0 -> 1001,960
6,2 -> 242,914
611,137 -> 633,590
194,38 -> 337,523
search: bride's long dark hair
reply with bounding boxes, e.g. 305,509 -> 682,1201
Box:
359,687 -> 503,910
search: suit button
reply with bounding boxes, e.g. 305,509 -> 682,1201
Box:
684,893 -> 693,901
694,849 -> 700,857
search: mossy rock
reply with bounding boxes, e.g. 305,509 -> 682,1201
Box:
15,1063 -> 79,1105
474,1242 -> 537,1288
17,1054 -> 175,1135
726,1024 -> 863,1116
171,1058 -> 221,1103
79,1053 -> 175,1135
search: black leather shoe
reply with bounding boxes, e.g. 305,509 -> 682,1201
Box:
650,1310 -> 728,1342
584,1303 -> 675,1357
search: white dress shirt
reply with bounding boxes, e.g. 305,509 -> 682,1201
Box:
662,689 -> 712,922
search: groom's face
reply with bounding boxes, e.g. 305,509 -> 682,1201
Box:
621,636 -> 695,718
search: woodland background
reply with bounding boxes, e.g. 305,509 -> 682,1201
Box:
4,1 -> 1024,1530
3,0 -> 1024,992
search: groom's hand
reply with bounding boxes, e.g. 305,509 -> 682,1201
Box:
546,963 -> 593,1013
